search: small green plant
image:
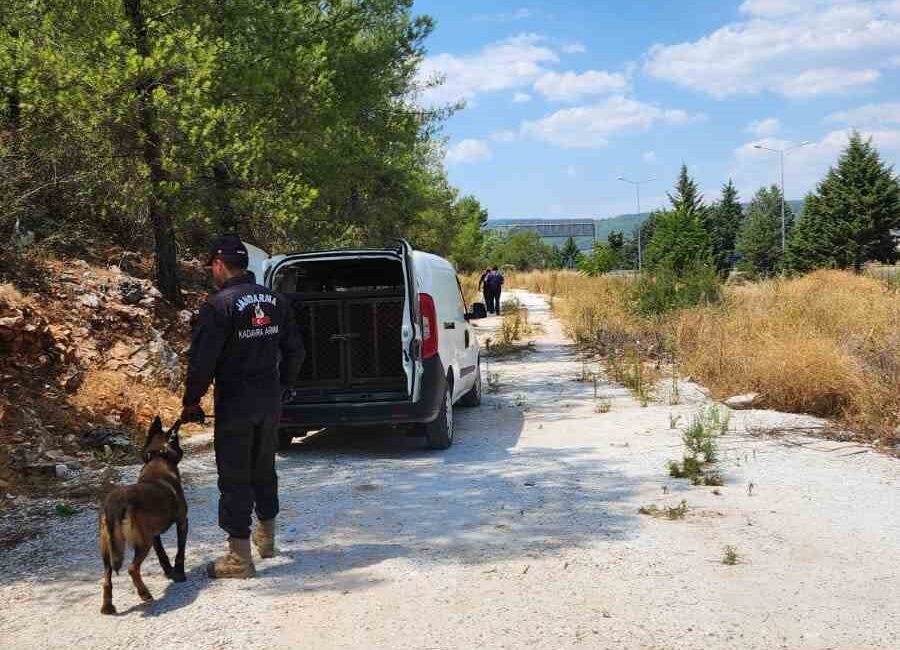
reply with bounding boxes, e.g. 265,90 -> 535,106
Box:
668,413 -> 682,429
668,405 -> 729,485
594,398 -> 612,414
513,393 -> 528,409
55,502 -> 77,517
722,545 -> 739,565
620,347 -> 656,406
486,371 -> 502,393
639,499 -> 688,520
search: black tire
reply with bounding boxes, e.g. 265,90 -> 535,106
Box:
424,378 -> 454,450
458,362 -> 482,407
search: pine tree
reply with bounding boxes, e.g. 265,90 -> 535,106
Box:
644,205 -> 713,274
787,132 -> 900,272
704,179 -> 743,272
667,163 -> 705,215
560,236 -> 582,269
607,230 -> 624,251
736,185 -> 794,276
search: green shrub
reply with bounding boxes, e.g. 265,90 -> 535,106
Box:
633,260 -> 721,316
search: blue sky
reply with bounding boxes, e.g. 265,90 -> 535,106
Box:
414,0 -> 900,220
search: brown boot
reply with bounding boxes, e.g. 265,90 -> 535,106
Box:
252,519 -> 276,559
207,537 -> 256,579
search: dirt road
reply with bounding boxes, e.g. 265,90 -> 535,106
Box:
1,291 -> 897,650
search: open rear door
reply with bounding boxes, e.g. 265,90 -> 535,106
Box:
243,241 -> 271,284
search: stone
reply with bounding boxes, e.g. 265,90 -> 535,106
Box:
82,427 -> 135,452
723,393 -> 759,410
118,279 -> 145,305
79,294 -> 103,309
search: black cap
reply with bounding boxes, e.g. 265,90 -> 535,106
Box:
205,234 -> 249,267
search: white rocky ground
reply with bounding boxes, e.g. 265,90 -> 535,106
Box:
0,290 -> 897,650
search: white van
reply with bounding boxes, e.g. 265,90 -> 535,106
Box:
244,240 -> 486,450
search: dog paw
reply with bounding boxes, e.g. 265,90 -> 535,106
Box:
101,603 -> 116,615
138,590 -> 154,603
169,570 -> 186,583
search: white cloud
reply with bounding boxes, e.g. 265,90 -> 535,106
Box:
418,34 -> 558,105
746,117 -> 781,136
826,102 -> 900,126
533,69 -> 629,102
642,151 -> 657,163
783,68 -> 880,98
645,2 -> 900,98
490,130 -> 518,143
513,92 -> 532,103
445,139 -> 492,165
561,42 -> 587,54
729,128 -> 900,199
521,96 -> 704,149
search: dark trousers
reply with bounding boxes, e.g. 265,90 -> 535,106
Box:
214,414 -> 280,539
486,288 -> 501,314
482,288 -> 491,311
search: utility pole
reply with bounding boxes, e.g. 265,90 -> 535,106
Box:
753,141 -> 812,259
616,176 -> 656,271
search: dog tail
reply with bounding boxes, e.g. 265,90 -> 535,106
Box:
99,496 -> 128,574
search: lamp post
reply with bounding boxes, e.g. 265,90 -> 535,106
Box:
616,175 -> 656,271
752,141 -> 811,257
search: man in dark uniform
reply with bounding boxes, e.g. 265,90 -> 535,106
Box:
181,235 -> 304,579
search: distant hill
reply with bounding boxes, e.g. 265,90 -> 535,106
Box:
488,199 -> 806,251
594,199 -> 805,241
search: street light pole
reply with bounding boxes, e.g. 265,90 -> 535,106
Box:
753,141 -> 811,259
617,175 -> 656,272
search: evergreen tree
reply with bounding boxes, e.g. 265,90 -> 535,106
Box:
447,195 -> 488,272
623,211 -> 662,269
667,163 -> 705,214
787,132 -> 900,272
607,230 -> 624,252
736,185 -> 794,276
578,241 -> 622,275
559,236 -> 582,269
644,205 -> 713,274
704,179 -> 744,272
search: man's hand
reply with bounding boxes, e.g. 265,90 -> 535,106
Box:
180,404 -> 206,424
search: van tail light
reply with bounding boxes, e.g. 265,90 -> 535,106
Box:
419,293 -> 438,359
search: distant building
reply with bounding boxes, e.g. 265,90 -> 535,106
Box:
486,218 -> 597,251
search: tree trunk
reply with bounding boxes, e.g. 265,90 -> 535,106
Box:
123,0 -> 181,305
212,161 -> 238,233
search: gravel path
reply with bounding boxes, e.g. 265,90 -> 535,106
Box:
1,290 -> 897,650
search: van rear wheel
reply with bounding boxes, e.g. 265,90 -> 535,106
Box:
424,380 -> 454,450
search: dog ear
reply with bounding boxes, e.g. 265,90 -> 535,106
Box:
146,416 -> 164,442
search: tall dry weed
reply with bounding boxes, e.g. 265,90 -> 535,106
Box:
677,270 -> 900,437
509,269 -> 900,440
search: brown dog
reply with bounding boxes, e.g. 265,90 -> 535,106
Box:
98,416 -> 188,614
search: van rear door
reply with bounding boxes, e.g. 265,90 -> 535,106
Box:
265,246 -> 420,404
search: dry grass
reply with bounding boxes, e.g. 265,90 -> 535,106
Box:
459,272 -> 483,308
677,270 -> 900,437
509,269 -> 900,442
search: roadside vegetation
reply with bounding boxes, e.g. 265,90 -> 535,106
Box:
503,133 -> 899,444
509,267 -> 899,443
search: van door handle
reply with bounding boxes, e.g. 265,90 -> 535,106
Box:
443,321 -> 456,330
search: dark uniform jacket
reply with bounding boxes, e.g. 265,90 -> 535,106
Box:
183,272 -> 305,424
